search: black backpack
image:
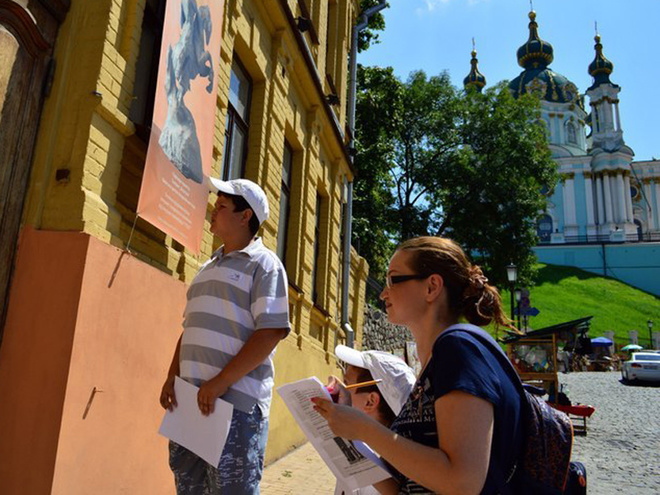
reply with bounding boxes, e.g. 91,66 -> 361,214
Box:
441,325 -> 575,494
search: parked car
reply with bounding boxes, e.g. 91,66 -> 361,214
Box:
621,352 -> 660,382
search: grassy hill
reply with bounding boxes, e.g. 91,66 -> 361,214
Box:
500,263 -> 660,346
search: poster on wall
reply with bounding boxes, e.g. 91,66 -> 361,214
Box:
137,0 -> 224,252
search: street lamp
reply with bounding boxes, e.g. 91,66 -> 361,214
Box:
514,288 -> 522,331
649,319 -> 654,349
506,263 -> 518,328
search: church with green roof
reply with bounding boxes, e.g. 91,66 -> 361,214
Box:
464,10 -> 660,295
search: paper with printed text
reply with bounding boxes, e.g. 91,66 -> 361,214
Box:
277,377 -> 391,491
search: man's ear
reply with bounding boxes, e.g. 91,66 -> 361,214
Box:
426,273 -> 444,302
241,208 -> 253,226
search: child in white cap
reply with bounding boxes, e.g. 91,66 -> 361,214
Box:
329,345 -> 416,495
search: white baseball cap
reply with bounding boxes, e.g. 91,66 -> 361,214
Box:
208,177 -> 269,226
335,345 -> 416,416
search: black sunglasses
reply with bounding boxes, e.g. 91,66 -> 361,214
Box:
386,274 -> 429,288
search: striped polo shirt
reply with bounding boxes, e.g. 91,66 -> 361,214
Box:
179,237 -> 290,415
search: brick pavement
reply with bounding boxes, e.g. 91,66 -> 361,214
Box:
261,442 -> 336,494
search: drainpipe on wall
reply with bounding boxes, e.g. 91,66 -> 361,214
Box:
341,1 -> 388,348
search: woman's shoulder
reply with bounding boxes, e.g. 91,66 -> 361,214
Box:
427,325 -> 511,402
431,326 -> 495,359
430,332 -> 494,375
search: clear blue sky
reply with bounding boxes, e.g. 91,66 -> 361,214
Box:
359,0 -> 660,161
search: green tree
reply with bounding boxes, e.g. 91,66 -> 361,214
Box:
444,83 -> 557,286
353,68 -> 556,288
358,0 -> 387,52
351,65 -> 401,284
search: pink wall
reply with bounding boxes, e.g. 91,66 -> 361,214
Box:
0,228 -> 88,494
0,229 -> 186,493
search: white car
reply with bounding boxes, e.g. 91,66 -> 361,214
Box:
621,352 -> 660,382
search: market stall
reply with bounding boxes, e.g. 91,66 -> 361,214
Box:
502,316 -> 596,434
502,316 -> 593,403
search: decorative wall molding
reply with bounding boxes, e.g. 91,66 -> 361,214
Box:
0,0 -> 51,57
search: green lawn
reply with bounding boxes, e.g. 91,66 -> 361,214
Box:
499,263 -> 660,346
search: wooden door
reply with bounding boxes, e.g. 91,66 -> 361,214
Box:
0,0 -> 68,342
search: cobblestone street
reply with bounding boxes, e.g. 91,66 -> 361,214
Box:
562,371 -> 660,495
262,372 -> 660,494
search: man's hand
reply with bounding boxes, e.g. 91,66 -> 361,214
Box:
197,375 -> 229,416
161,334 -> 182,412
160,376 -> 178,411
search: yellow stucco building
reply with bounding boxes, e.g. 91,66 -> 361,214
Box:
0,0 -> 368,492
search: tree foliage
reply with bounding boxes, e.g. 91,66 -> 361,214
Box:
351,66 -> 400,283
353,66 -> 557,288
358,0 -> 387,52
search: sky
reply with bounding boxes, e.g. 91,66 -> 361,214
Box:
359,0 -> 660,162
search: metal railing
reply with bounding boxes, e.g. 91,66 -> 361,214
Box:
539,232 -> 660,245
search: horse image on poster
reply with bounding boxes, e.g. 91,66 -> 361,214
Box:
158,0 -> 213,184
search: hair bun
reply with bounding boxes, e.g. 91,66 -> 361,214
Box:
463,264 -> 497,327
463,265 -> 488,298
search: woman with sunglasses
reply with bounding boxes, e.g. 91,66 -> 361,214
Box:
313,237 -> 522,494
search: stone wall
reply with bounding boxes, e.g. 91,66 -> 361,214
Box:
362,305 -> 414,356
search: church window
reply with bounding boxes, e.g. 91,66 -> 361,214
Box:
630,184 -> 640,201
594,108 -> 600,132
537,214 -> 553,243
567,123 -> 577,144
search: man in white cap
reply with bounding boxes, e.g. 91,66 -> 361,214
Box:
331,345 -> 416,495
160,178 -> 290,494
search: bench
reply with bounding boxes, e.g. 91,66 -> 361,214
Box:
550,404 -> 596,436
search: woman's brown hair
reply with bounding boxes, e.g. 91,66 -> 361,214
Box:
397,236 -> 518,332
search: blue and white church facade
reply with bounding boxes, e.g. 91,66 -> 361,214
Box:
465,11 -> 660,295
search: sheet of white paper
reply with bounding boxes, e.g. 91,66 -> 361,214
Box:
277,377 -> 391,491
158,377 -> 234,467
353,440 -> 390,472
